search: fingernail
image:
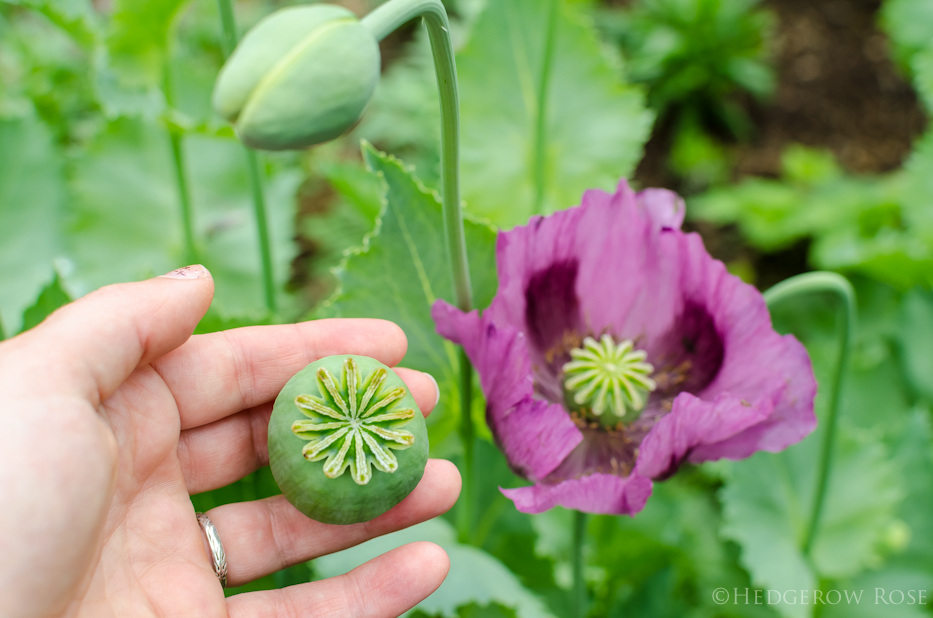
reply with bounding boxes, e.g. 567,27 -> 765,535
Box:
160,265 -> 212,280
425,372 -> 440,409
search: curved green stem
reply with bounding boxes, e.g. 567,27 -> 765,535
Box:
216,0 -> 277,314
362,0 -> 473,312
763,272 -> 856,556
572,510 -> 588,618
532,0 -> 559,216
362,0 -> 476,543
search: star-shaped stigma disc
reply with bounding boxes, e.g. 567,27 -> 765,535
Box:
291,358 -> 416,485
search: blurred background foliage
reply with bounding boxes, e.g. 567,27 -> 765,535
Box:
1,0 -> 932,616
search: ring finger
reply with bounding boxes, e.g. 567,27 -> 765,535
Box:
203,459 -> 460,587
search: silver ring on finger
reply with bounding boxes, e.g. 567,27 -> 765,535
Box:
196,512 -> 228,589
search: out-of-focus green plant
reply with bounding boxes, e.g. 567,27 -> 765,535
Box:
667,110 -> 731,190
603,0 -> 774,138
880,0 -> 933,72
690,142 -> 933,289
358,0 -> 653,227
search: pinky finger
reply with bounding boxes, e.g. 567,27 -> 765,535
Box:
225,542 -> 449,618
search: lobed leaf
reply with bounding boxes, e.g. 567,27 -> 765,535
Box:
456,0 -> 653,226
320,143 -> 498,452
315,517 -> 556,618
21,270 -> 72,332
0,114 -> 68,334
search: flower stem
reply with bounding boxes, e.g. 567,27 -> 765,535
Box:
362,0 -> 476,542
457,347 -> 475,542
572,510 -> 588,618
163,67 -> 198,265
763,272 -> 856,557
532,0 -> 559,216
216,0 -> 277,314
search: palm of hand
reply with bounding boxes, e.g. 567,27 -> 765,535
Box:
77,366 -> 225,617
0,274 -> 457,618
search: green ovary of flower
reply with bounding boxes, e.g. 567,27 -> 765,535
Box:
291,358 -> 416,486
562,334 -> 657,426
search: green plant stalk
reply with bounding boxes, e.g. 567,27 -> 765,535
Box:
532,0 -> 559,216
163,68 -> 198,265
362,0 -> 477,543
763,271 -> 856,556
457,347 -> 474,541
572,510 -> 588,618
216,0 -> 277,314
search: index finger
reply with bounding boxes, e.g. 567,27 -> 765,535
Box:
153,319 -> 408,430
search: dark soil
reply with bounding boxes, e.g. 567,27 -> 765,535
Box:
634,0 -> 927,189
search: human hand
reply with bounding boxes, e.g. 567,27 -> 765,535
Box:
0,265 -> 460,618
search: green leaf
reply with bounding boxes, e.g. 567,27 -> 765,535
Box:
456,0 -> 653,226
820,566 -> 933,618
193,307 -> 273,335
21,270 -> 71,332
413,602 -> 522,618
321,144 -> 498,450
584,472 -> 776,618
0,114 -> 68,334
899,289 -> 933,403
104,0 -> 191,88
689,143 -> 933,289
720,427 -> 905,618
294,153 -> 386,304
609,0 -> 775,117
718,280 -> 927,618
314,518 -> 556,618
887,408 -> 933,574
1,0 -> 99,47
880,0 -> 933,70
910,45 -> 933,114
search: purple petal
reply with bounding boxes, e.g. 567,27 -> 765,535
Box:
636,187 -> 685,232
501,472 -> 653,516
487,181 -> 687,368
635,391 -> 776,480
687,334 -> 816,461
432,301 -> 582,481
635,232 -> 816,476
671,233 -> 817,459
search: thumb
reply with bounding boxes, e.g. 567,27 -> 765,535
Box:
0,265 -> 214,406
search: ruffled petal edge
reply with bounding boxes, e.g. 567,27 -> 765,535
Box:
432,300 -> 583,481
501,473 -> 653,516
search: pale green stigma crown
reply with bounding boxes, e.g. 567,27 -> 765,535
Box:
292,358 -> 416,485
562,334 -> 657,425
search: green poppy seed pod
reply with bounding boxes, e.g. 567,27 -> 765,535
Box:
213,5 -> 380,151
268,355 -> 429,524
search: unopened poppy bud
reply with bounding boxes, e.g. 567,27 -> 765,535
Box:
212,4 -> 380,151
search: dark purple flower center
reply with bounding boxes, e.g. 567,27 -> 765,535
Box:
522,260 -> 726,483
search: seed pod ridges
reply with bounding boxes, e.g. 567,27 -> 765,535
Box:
268,355 -> 429,524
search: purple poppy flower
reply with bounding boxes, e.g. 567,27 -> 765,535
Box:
432,180 -> 817,515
